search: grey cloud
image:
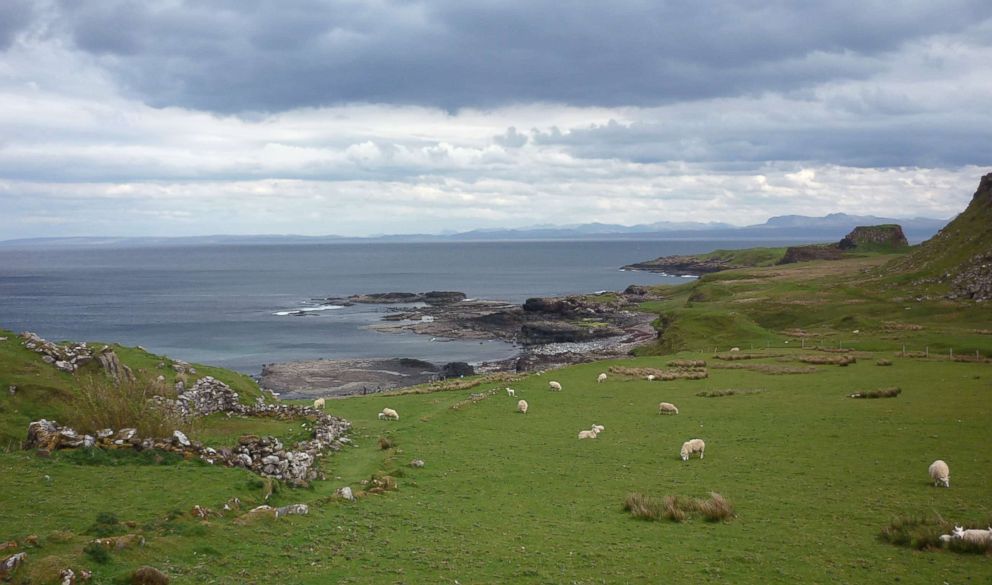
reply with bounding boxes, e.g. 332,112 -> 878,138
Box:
0,0 -> 35,50
48,0 -> 992,112
494,127 -> 527,148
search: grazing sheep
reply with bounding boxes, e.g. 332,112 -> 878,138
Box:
517,399 -> 528,414
597,373 -> 607,383
378,408 -> 399,421
730,347 -> 740,352
928,459 -> 950,487
313,397 -> 325,410
680,438 -> 705,461
591,424 -> 605,433
658,402 -> 679,415
646,375 -> 656,381
578,428 -> 599,439
506,387 -> 515,397
549,381 -> 562,391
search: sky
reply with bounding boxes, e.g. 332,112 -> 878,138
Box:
0,0 -> 990,239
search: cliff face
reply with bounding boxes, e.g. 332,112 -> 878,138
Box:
890,172 -> 992,301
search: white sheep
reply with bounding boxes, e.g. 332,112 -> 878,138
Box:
951,526 -> 992,546
591,424 -> 605,433
313,397 -> 325,410
680,438 -> 705,461
928,459 -> 950,487
506,387 -> 515,397
730,347 -> 740,352
378,408 -> 399,421
517,399 -> 528,414
578,428 -> 599,439
658,402 -> 679,415
646,374 -> 656,381
549,381 -> 562,391
597,373 -> 607,383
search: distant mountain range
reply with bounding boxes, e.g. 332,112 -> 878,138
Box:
0,213 -> 950,249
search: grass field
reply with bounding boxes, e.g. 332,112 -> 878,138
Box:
2,344 -> 990,583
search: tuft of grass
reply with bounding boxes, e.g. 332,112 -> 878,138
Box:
622,492 -> 662,521
67,374 -> 187,438
849,387 -> 901,399
696,388 -> 764,398
378,436 -> 396,450
624,492 -> 735,523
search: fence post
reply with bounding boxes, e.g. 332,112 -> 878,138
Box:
925,346 -> 929,358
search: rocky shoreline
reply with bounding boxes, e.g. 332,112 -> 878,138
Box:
260,286 -> 663,398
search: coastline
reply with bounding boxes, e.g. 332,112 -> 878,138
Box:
260,288 -> 661,398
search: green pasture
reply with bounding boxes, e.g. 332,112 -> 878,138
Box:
2,345 -> 990,583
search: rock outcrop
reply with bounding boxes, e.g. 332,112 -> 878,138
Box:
838,225 -> 908,250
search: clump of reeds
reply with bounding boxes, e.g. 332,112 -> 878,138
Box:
623,492 -> 735,523
67,373 -> 186,438
668,359 -> 707,368
696,389 -> 764,398
849,387 -> 901,399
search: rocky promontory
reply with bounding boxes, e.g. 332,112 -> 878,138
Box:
621,255 -> 739,276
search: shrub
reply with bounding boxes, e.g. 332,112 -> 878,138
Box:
83,541 -> 110,564
86,512 -> 122,537
67,374 -> 186,438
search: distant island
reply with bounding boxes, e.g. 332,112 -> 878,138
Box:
0,212 -> 947,249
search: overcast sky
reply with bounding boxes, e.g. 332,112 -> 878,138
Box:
1,0 -> 990,238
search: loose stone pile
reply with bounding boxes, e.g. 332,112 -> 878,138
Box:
25,376 -> 351,486
20,332 -> 96,374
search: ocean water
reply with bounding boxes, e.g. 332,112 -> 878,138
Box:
0,240 -> 795,373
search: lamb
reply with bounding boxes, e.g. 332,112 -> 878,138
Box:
730,347 -> 740,352
928,459 -> 950,487
597,373 -> 607,383
658,402 -> 679,415
313,397 -> 325,410
591,424 -> 605,433
378,408 -> 399,421
680,438 -> 705,461
517,399 -> 528,414
548,381 -> 562,391
646,375 -> 656,381
578,428 -> 599,439
506,387 -> 515,397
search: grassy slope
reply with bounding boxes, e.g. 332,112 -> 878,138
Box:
1,353 -> 990,583
635,254 -> 992,356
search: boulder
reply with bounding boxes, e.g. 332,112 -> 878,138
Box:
336,486 -> 355,501
275,503 -> 309,518
0,552 -> 27,580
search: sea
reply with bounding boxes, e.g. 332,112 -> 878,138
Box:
0,240 -> 801,374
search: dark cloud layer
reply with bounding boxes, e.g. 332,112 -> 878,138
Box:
0,0 -> 35,50
34,0 -> 992,113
